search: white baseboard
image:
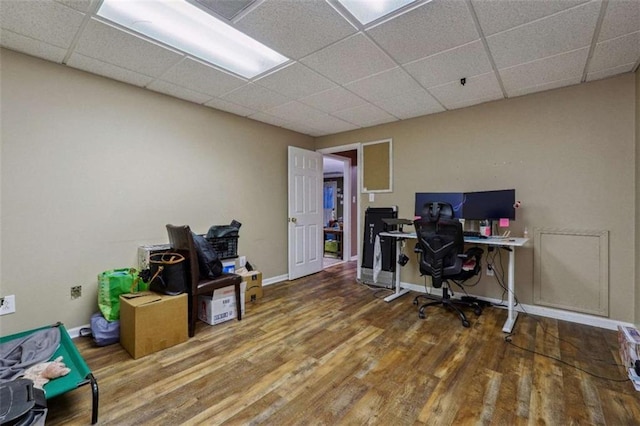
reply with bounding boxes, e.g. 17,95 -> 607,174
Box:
264,274 -> 288,286
67,324 -> 88,339
401,282 -> 632,331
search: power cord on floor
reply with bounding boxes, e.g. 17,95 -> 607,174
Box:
504,332 -> 628,382
503,300 -> 628,382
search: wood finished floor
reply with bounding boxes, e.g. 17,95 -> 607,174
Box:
47,261 -> 640,425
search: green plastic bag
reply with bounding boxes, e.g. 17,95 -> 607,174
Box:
98,268 -> 140,321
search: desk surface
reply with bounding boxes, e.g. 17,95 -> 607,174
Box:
379,231 -> 528,247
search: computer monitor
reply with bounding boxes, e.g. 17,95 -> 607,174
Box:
462,189 -> 516,220
414,192 -> 464,219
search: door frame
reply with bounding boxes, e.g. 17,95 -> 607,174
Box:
322,153 -> 351,264
318,143 -> 361,279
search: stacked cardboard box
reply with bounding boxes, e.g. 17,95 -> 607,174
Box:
119,292 -> 188,359
198,282 -> 246,326
238,270 -> 263,302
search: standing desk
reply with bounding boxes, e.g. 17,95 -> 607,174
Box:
378,231 -> 528,333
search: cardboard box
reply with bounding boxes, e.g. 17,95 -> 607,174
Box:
238,270 -> 263,302
120,292 -> 188,359
198,282 -> 246,325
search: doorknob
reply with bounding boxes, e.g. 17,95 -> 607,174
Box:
289,217 -> 297,223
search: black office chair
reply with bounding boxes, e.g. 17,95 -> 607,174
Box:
413,202 -> 484,327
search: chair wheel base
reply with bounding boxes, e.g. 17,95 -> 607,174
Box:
462,320 -> 470,328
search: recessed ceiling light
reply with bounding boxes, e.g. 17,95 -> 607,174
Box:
337,0 -> 418,25
97,0 -> 288,79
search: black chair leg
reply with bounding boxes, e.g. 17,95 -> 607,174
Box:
444,301 -> 471,328
418,300 -> 443,319
416,289 -> 479,328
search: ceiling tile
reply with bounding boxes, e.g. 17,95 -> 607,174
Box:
265,101 -> 358,134
304,114 -> 359,135
249,111 -> 330,136
403,40 -> 493,89
332,103 -> 397,127
471,0 -> 589,36
221,83 -> 291,111
147,80 -> 212,104
500,47 -> 589,96
255,63 -> 336,100
75,19 -> 183,78
299,87 -> 368,114
589,31 -> 640,73
235,0 -> 357,60
429,72 -> 503,110
487,1 -> 601,69
366,0 -> 479,65
0,29 -> 68,63
301,33 -> 396,85
0,0 -> 85,48
264,100 -> 324,121
586,63 -> 636,82
345,67 -> 423,103
204,98 -> 257,117
55,0 -> 93,13
159,58 -> 247,97
66,53 -> 155,87
373,90 -> 445,120
248,111 -> 293,128
598,0 -> 640,42
195,0 -> 256,20
507,76 -> 582,98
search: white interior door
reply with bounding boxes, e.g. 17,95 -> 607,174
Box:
288,146 -> 323,280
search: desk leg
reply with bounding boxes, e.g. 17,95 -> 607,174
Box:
384,238 -> 410,302
502,248 -> 518,333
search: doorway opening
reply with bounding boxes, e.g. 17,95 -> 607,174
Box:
321,147 -> 358,270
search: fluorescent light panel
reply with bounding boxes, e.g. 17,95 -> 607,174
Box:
97,0 -> 288,79
337,0 -> 417,25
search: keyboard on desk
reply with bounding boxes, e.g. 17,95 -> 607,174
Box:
463,231 -> 481,237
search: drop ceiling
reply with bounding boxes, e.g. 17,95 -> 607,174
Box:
1,0 -> 639,137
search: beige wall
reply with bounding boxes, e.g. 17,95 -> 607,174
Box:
0,49 -> 314,334
317,74 -> 636,323
1,47 -> 637,333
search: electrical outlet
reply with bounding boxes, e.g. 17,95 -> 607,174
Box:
0,295 -> 16,315
486,265 -> 494,276
71,286 -> 82,299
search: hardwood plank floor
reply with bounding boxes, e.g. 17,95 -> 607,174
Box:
47,261 -> 640,425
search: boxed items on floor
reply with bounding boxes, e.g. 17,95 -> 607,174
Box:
238,270 -> 263,302
119,292 -> 188,359
198,282 -> 246,326
618,325 -> 640,391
